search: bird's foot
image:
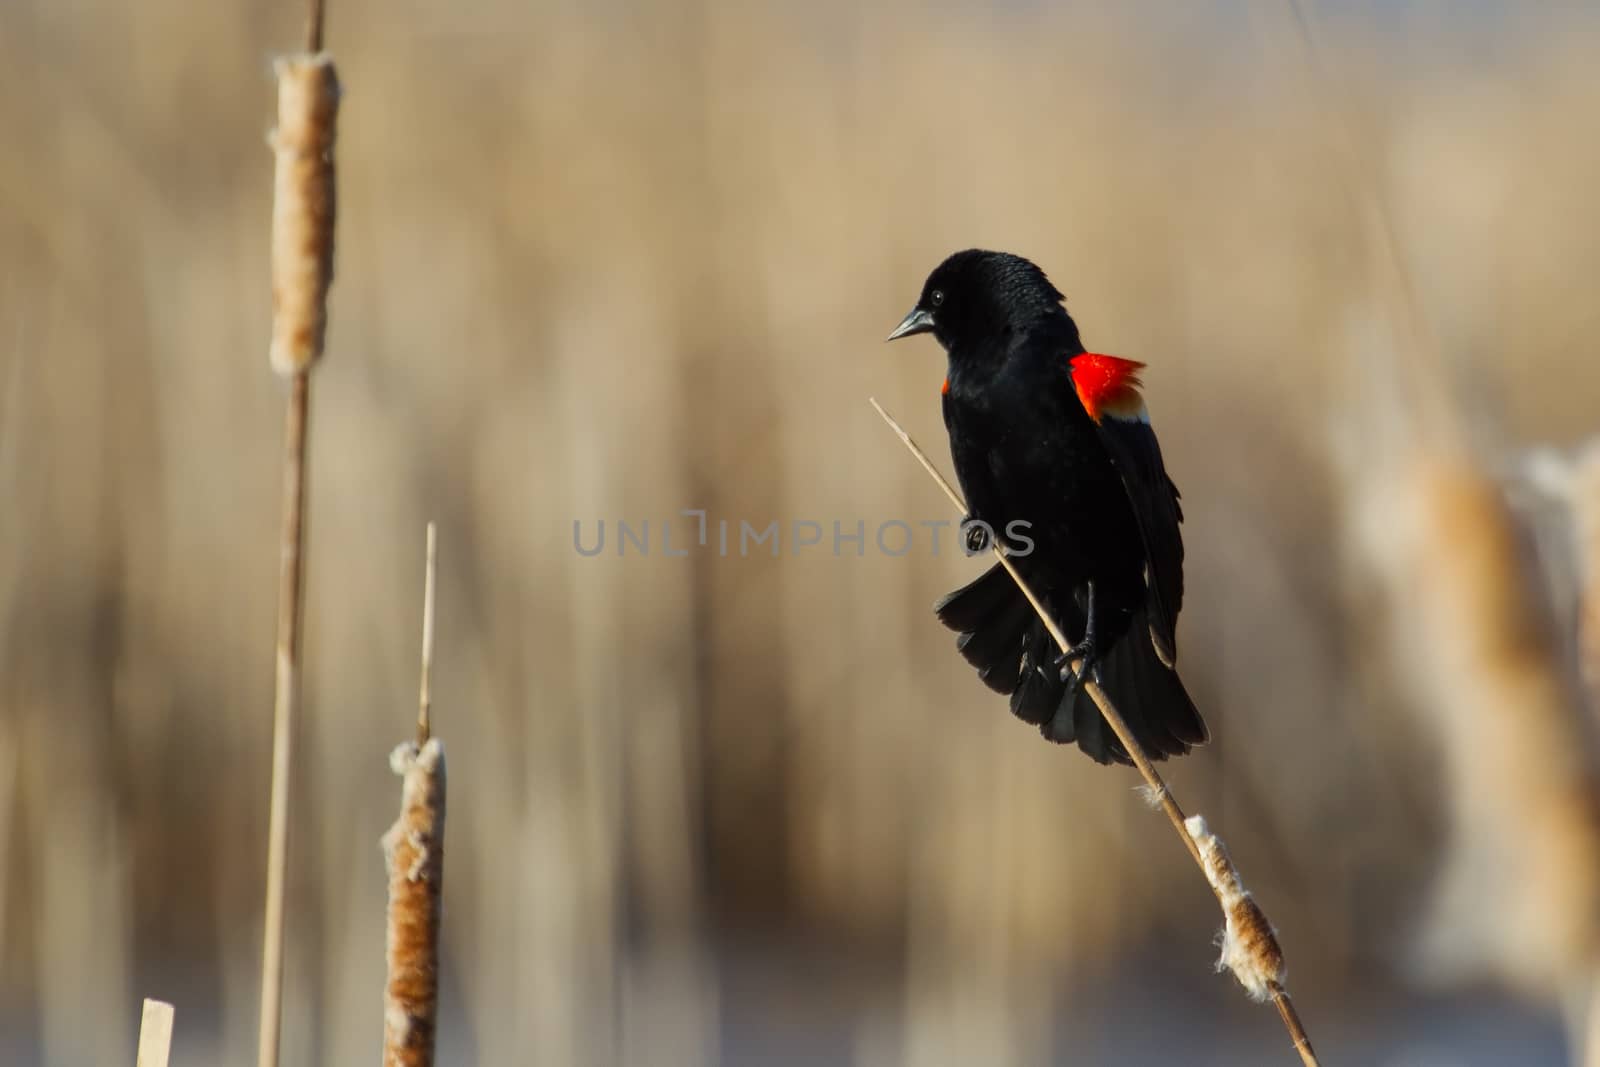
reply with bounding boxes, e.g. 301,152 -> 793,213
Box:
1052,580 -> 1102,690
1053,639 -> 1104,693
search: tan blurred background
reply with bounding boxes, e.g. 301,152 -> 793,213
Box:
3,1 -> 1599,1064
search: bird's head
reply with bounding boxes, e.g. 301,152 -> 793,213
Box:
886,249 -> 1069,354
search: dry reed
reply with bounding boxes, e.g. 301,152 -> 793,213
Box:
872,398 -> 1319,1066
256,4 -> 339,1067
381,524 -> 447,1067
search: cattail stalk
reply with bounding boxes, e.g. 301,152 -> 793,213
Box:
872,398 -> 1319,1066
256,5 -> 338,1067
256,371 -> 309,1067
382,523 -> 446,1067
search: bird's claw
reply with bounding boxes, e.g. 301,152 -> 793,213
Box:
1053,641 -> 1102,691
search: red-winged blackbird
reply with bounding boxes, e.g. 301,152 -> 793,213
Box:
888,249 -> 1207,764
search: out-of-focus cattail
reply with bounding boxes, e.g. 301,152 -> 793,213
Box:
1508,442 -> 1600,1065
256,27 -> 341,1067
269,53 -> 338,377
1359,457 -> 1600,994
1186,815 -> 1287,1001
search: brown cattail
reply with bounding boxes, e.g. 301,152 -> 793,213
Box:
1186,815 -> 1288,1001
269,54 -> 339,377
1361,457 -> 1600,993
382,737 -> 446,1067
256,36 -> 339,1067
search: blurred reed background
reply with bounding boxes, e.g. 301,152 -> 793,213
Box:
2,1 -> 1599,1063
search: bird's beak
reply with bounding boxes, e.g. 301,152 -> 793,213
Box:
886,307 -> 934,342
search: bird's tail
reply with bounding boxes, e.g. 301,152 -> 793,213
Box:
934,560 -> 1079,728
934,561 -> 1038,698
934,564 -> 1208,764
1049,603 -> 1208,765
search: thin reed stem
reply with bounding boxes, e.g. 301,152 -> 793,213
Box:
417,522 -> 437,747
1275,994 -> 1316,1066
871,397 -> 1319,1067
257,372 -> 309,1067
306,0 -> 325,52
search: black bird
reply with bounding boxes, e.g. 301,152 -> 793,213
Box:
887,249 -> 1207,764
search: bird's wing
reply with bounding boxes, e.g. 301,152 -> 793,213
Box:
1092,412 -> 1186,667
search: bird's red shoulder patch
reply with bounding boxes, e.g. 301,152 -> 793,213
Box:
941,376 -> 950,397
1069,353 -> 1147,423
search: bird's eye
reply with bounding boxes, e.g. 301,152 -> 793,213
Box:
930,289 -> 945,307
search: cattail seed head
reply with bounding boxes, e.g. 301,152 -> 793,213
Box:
269,54 -> 339,377
381,738 -> 446,1067
1186,815 -> 1287,1001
